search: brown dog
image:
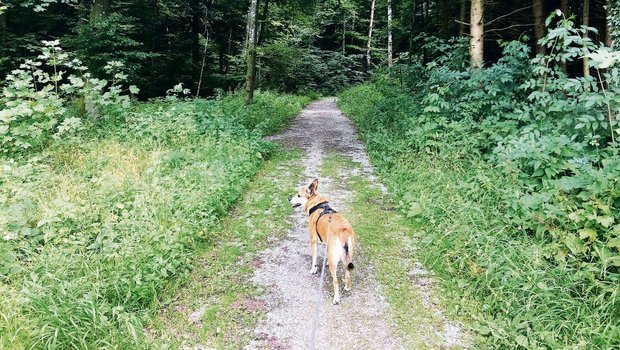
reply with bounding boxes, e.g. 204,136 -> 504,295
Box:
288,178 -> 355,304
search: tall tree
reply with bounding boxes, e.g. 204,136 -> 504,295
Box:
561,0 -> 569,72
561,0 -> 569,15
470,0 -> 483,68
342,17 -> 346,54
366,0 -> 375,72
245,0 -> 260,103
258,0 -> 269,45
408,0 -> 417,62
583,0 -> 590,77
441,0 -> 449,39
191,0 -> 202,86
387,0 -> 393,67
196,6 -> 210,97
605,0 -> 613,47
459,0 -> 466,36
532,0 -> 546,54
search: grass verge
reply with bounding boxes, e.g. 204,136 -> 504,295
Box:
146,149 -> 304,349
339,84 -> 620,349
319,153 -> 466,349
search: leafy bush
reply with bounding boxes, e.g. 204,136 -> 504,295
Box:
65,13 -> 152,86
339,15 -> 620,349
258,42 -> 363,95
0,40 -> 138,154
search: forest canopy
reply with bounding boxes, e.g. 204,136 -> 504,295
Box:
1,0 -> 615,99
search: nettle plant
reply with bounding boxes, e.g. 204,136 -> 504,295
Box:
0,40 -> 138,154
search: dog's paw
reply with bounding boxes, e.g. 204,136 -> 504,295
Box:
332,298 -> 340,305
344,286 -> 351,292
309,266 -> 318,274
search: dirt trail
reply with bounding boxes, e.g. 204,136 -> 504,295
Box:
248,99 -> 464,350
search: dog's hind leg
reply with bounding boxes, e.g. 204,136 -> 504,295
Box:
343,235 -> 354,291
328,247 -> 341,304
344,264 -> 351,292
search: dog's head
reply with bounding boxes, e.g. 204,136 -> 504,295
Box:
288,178 -> 319,210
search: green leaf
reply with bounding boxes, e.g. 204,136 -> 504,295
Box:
578,228 -> 597,242
565,235 -> 586,254
407,202 -> 422,218
596,216 -> 614,228
515,334 -> 529,347
607,236 -> 620,250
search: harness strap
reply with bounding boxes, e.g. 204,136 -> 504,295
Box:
308,201 -> 329,216
309,202 -> 337,242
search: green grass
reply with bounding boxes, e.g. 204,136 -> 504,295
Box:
338,84 -> 620,349
147,149 -> 304,349
319,153 -> 464,348
0,92 -> 309,349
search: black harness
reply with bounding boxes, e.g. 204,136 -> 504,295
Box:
308,201 -> 337,242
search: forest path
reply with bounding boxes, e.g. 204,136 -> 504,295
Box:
247,98 -> 467,349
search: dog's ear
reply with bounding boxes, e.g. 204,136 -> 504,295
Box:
312,178 -> 318,190
306,178 -> 318,195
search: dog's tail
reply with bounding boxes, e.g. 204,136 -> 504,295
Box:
343,233 -> 355,270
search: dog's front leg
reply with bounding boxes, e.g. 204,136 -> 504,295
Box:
309,236 -> 318,274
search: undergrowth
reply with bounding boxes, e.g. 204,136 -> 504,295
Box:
0,92 -> 308,349
148,149 -> 303,349
339,15 -> 620,349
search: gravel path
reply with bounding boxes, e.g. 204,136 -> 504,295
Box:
247,98 -> 462,350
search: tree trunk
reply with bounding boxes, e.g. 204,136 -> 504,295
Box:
441,0 -> 449,39
561,0 -> 569,15
219,44 -> 225,74
560,0 -> 569,72
196,7 -> 209,97
90,0 -> 111,20
409,0 -> 417,63
191,0 -> 201,74
605,0 -> 613,47
245,0 -> 260,104
342,19 -> 346,55
226,26 -> 232,74
583,0 -> 590,77
366,0 -> 376,73
387,0 -> 393,67
258,0 -> 269,45
533,0 -> 546,55
422,0 -> 428,63
459,0 -> 466,36
469,0 -> 483,68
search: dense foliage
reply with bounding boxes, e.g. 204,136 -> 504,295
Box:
0,92 -> 308,348
0,0 -> 368,97
340,15 -> 620,349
